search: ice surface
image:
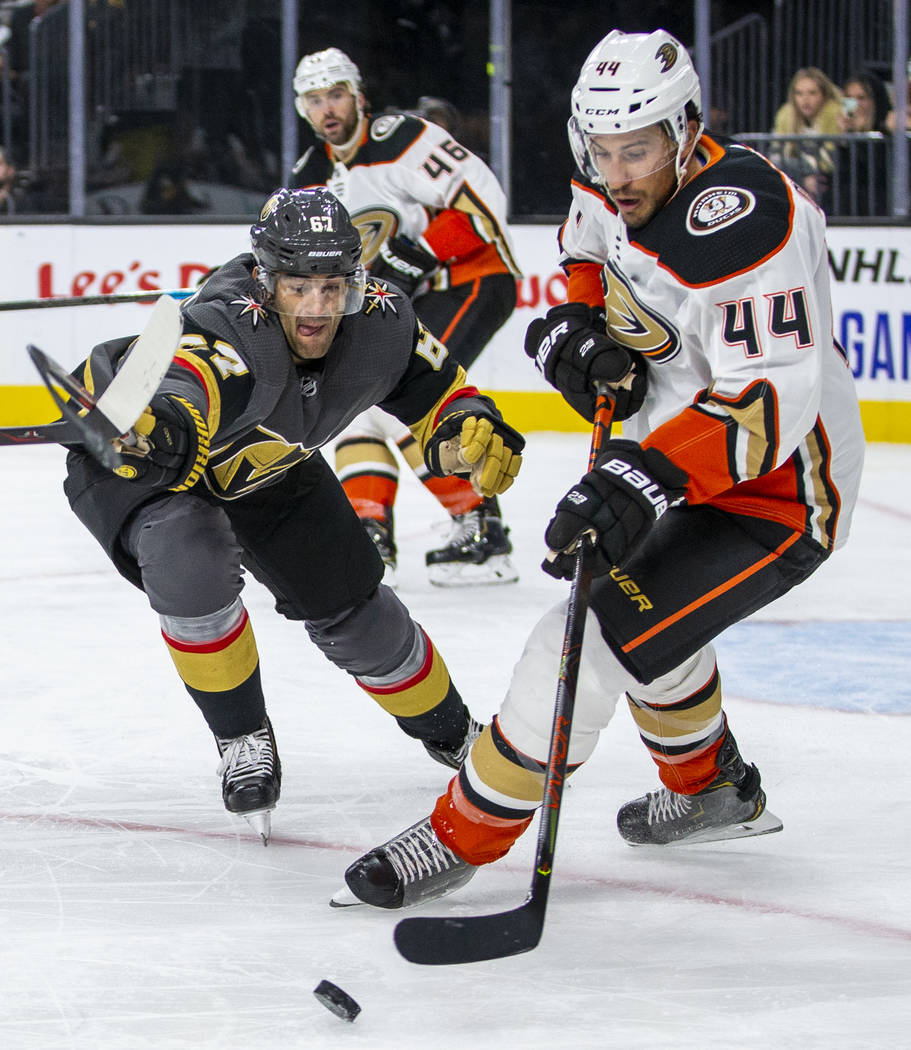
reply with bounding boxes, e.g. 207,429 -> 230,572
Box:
0,437 -> 908,1049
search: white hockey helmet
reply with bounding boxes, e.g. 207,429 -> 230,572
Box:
568,29 -> 703,186
294,47 -> 363,120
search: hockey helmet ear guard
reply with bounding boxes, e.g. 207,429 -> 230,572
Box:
568,28 -> 703,187
251,187 -> 366,316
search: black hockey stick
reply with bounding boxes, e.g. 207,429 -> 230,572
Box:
394,384 -> 616,966
0,289 -> 193,312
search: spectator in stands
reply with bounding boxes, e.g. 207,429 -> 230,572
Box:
771,66 -> 843,205
5,0 -> 61,76
0,144 -> 38,213
833,69 -> 891,217
774,66 -> 843,137
884,60 -> 911,135
839,69 -> 891,135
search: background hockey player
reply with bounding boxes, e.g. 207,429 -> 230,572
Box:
337,29 -> 866,910
289,48 -> 522,587
63,186 -> 524,844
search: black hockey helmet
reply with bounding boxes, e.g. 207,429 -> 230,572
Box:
250,187 -> 363,277
250,187 -> 366,312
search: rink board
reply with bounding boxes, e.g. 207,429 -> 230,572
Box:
0,222 -> 908,440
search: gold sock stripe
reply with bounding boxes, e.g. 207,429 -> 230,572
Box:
627,681 -> 723,741
468,724 -> 545,804
357,639 -> 452,718
164,614 -> 259,692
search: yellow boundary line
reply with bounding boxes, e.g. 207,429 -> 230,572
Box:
0,386 -> 908,442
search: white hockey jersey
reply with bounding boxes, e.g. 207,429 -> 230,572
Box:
291,113 -> 520,288
558,134 -> 865,551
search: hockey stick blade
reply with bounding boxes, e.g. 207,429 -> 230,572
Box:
17,294 -> 182,470
394,893 -> 547,966
93,293 -> 182,435
27,345 -> 122,470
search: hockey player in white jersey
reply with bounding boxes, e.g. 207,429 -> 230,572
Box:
338,29 -> 866,911
290,48 -> 522,587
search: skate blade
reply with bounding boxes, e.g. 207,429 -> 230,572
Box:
329,884 -> 365,908
239,808 -> 273,846
427,554 -> 519,588
668,807 -> 784,846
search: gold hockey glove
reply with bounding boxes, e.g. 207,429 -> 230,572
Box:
425,396 -> 525,497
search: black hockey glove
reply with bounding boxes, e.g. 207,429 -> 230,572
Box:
524,303 -> 648,422
113,394 -> 209,491
425,394 -> 525,496
370,236 -> 439,298
543,439 -> 688,580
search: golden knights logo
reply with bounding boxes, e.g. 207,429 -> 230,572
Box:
231,296 -> 267,327
655,42 -> 678,73
364,278 -> 400,316
602,259 -> 681,363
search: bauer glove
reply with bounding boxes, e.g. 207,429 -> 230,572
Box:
425,395 -> 525,497
370,235 -> 439,299
543,439 -> 687,579
524,302 -> 648,422
112,394 -> 209,491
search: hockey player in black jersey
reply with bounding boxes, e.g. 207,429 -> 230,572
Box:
63,186 -> 524,844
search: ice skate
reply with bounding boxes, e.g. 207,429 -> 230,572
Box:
340,816 -> 477,909
617,734 -> 782,846
215,716 -> 282,845
423,714 -> 484,770
425,497 -> 518,587
362,514 -> 398,589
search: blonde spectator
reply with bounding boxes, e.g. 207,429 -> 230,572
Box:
773,66 -> 843,136
771,67 -> 843,204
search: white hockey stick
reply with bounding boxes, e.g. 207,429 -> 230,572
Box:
1,294 -> 183,469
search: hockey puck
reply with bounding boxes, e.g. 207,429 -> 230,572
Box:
313,979 -> 361,1022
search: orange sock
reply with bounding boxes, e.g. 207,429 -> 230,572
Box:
431,775 -> 533,865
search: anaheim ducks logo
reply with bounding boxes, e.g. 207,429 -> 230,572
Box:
687,187 -> 756,236
351,208 -> 398,265
371,114 -> 405,140
603,258 -> 680,363
655,42 -> 678,73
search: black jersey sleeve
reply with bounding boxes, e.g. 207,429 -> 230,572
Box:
377,318 -> 464,429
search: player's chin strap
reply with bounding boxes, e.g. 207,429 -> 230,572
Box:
671,119 -> 704,192
328,113 -> 368,164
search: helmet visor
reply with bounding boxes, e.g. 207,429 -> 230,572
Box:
586,125 -> 678,186
270,269 -> 366,319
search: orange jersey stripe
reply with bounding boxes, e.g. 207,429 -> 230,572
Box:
621,530 -> 803,656
565,260 -> 605,306
439,277 -> 480,344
